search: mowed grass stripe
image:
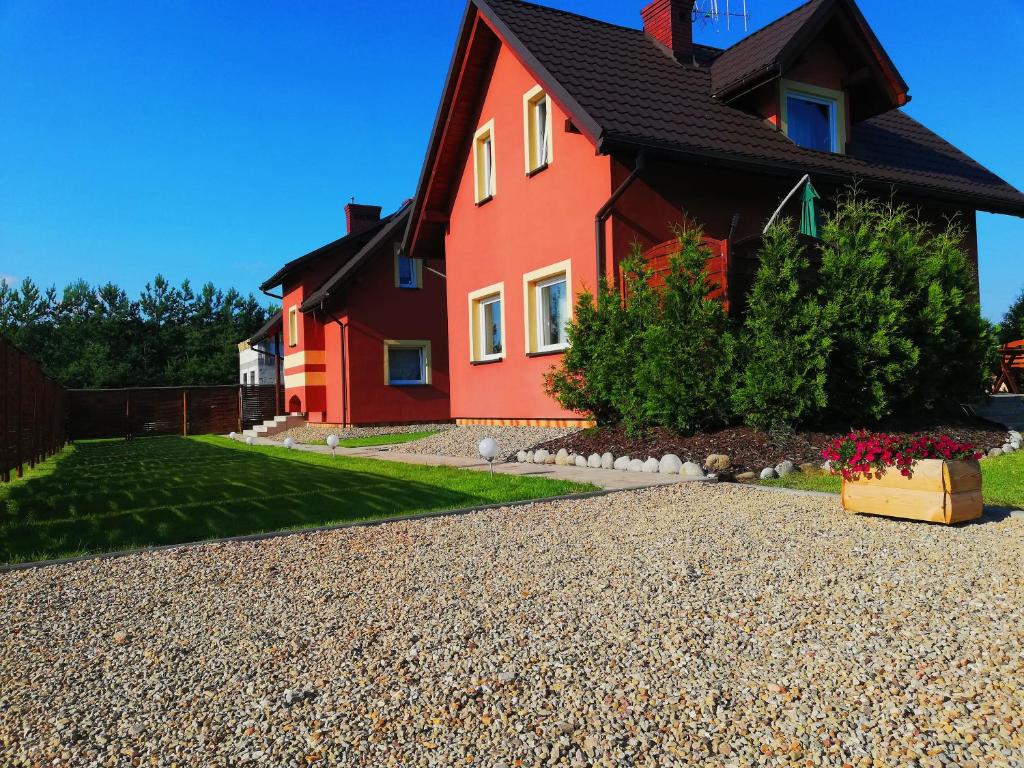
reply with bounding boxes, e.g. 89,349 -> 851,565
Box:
0,436 -> 595,565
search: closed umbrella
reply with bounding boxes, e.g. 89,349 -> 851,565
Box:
800,180 -> 820,238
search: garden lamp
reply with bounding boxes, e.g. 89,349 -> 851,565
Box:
245,436 -> 254,447
229,431 -> 237,440
326,434 -> 340,458
284,437 -> 295,450
479,437 -> 498,475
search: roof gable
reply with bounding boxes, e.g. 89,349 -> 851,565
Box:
710,0 -> 909,119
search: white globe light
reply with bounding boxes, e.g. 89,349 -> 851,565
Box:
326,434 -> 340,449
245,436 -> 254,446
284,437 -> 295,450
479,438 -> 498,462
229,432 -> 237,440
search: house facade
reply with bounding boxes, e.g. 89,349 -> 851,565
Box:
404,0 -> 1024,426
260,202 -> 450,425
238,313 -> 284,386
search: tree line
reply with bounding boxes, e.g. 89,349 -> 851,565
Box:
0,276 -> 273,389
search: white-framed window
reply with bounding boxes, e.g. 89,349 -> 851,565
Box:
468,283 -> 506,362
384,341 -> 431,386
473,120 -> 496,203
534,274 -> 568,352
523,261 -> 572,355
780,80 -> 846,154
523,86 -> 553,173
287,306 -> 298,347
395,250 -> 421,289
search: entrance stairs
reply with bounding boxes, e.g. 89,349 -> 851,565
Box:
242,414 -> 306,439
971,395 -> 1024,432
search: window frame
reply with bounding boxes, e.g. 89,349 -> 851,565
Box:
522,260 -> 573,356
287,306 -> 298,347
478,295 -> 504,361
384,340 -> 432,386
473,120 -> 496,203
779,79 -> 846,154
394,249 -> 422,289
467,282 -> 506,363
523,85 -> 554,174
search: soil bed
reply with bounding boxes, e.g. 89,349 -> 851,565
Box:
527,415 -> 1009,475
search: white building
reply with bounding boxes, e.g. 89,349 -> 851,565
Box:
238,312 -> 283,386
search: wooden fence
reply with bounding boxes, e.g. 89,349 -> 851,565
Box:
69,385 -> 280,440
1,338 -> 68,482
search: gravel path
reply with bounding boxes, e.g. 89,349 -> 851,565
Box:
403,424 -> 579,458
2,485 -> 1022,766
272,423 -> 455,444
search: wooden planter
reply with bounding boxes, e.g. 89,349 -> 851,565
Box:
841,459 -> 983,525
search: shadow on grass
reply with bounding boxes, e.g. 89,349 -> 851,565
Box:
0,436 -> 592,565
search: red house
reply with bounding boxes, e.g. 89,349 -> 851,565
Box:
405,0 -> 1024,426
260,202 -> 450,425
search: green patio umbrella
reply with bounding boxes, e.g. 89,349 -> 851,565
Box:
799,180 -> 820,238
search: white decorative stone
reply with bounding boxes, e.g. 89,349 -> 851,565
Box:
659,454 -> 683,474
760,467 -> 778,480
1012,440 -> 1021,451
555,449 -> 570,466
526,451 -> 535,463
613,456 -> 631,471
627,459 -> 646,472
1003,446 -> 1014,455
516,450 -> 528,463
642,458 -> 660,473
775,460 -> 795,478
1010,430 -> 1022,442
575,455 -> 588,468
587,453 -> 602,468
533,449 -> 550,465
601,452 -> 615,470
988,448 -> 1004,459
680,461 -> 705,478
822,460 -> 833,473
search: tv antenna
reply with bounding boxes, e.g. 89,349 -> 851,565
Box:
693,0 -> 749,32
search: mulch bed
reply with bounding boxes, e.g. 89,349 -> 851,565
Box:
528,416 -> 1010,475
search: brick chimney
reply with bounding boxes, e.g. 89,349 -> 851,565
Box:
345,203 -> 382,235
641,0 -> 696,62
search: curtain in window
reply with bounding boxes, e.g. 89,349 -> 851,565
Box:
787,95 -> 832,152
388,348 -> 423,383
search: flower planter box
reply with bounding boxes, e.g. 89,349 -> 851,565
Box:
840,459 -> 982,525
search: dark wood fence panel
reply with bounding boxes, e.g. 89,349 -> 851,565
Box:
1,338 -> 68,482
69,385 -> 279,440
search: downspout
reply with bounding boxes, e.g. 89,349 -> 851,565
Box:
594,151 -> 646,285
321,303 -> 349,427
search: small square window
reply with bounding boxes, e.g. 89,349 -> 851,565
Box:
535,275 -> 568,351
396,254 -> 420,289
386,343 -> 429,386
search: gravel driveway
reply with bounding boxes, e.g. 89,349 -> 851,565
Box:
2,485 -> 1022,766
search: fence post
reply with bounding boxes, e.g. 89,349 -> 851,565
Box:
14,348 -> 23,478
182,389 -> 189,437
0,341 -> 8,483
29,374 -> 38,469
237,386 -> 243,432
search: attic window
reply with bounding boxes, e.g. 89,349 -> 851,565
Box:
523,86 -> 552,174
780,81 -> 846,154
473,120 -> 496,203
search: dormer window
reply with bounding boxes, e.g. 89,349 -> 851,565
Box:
473,120 -> 496,203
780,80 -> 846,154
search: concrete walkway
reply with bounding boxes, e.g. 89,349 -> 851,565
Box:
238,435 -> 699,491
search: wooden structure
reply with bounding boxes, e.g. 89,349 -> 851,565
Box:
639,235 -> 731,308
994,341 -> 1023,394
69,385 -> 278,441
841,459 -> 983,525
1,338 -> 68,482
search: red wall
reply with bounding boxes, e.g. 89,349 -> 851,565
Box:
282,260 -> 334,419
443,40 -> 613,424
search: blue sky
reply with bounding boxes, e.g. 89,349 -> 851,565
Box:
1,0 -> 1021,320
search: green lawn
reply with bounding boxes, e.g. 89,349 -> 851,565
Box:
336,430 -> 440,448
761,450 -> 1024,509
0,436 -> 595,566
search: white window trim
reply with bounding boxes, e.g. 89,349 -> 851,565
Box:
779,79 -> 846,154
473,120 -> 496,203
522,260 -> 573,355
467,282 -> 506,362
384,340 -> 431,386
534,274 -> 570,353
478,295 -> 504,361
522,85 -> 554,174
394,250 -> 422,289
